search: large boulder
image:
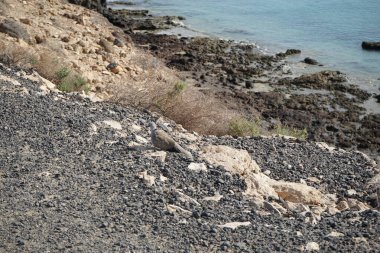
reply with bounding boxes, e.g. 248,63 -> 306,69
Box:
201,145 -> 327,206
0,19 -> 32,43
362,41 -> 380,51
201,145 -> 278,198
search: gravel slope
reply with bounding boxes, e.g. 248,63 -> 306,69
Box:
0,64 -> 379,252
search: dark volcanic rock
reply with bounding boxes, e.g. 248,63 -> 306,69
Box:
276,49 -> 301,58
304,57 -> 318,65
0,19 -> 32,43
362,41 -> 380,51
68,0 -> 107,13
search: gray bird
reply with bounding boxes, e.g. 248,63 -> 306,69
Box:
149,122 -> 193,160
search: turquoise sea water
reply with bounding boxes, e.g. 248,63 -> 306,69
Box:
109,0 -> 380,92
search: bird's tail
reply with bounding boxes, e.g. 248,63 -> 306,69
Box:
174,143 -> 194,161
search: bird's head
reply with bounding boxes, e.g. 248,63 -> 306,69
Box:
149,121 -> 157,132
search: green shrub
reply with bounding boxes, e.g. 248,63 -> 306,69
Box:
56,67 -> 71,80
58,74 -> 87,93
274,123 -> 308,140
168,81 -> 187,98
228,118 -> 262,136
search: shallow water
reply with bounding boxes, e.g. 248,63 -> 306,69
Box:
109,0 -> 380,94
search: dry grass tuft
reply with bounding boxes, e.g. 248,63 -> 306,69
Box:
109,51 -> 236,135
0,41 -> 37,68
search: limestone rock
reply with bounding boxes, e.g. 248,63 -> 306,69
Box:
201,145 -> 277,199
269,181 -> 325,205
201,145 -> 261,175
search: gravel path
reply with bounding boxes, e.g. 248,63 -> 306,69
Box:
0,64 -> 379,252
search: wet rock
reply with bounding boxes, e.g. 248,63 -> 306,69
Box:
362,41 -> 380,51
286,49 -> 301,55
304,57 -> 318,65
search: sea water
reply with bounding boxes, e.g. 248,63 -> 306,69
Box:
109,0 -> 380,93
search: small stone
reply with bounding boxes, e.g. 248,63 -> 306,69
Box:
347,189 -> 357,196
106,62 -> 122,74
245,80 -> 253,89
305,242 -> 319,251
138,171 -> 155,186
218,222 -> 251,230
336,200 -> 349,211
166,204 -> 191,215
327,231 -> 344,237
203,193 -> 223,202
188,163 -> 207,172
35,35 -> 45,44
114,38 -> 125,47
102,120 -> 122,130
61,36 -> 70,43
19,18 -> 32,25
134,135 -> 148,144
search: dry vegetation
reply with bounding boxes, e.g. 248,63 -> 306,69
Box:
110,52 -> 236,135
0,42 -> 88,92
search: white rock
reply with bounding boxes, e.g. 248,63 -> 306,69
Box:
89,123 -> 98,135
134,135 -> 148,144
305,242 -> 320,251
201,145 -> 261,174
103,120 -> 122,130
203,193 -> 223,202
316,142 -> 336,152
166,205 -> 191,215
188,163 -> 208,172
176,190 -> 200,206
159,174 -> 168,182
327,231 -> 344,237
138,171 -> 155,187
347,189 -> 357,196
218,222 -> 251,230
129,124 -> 142,133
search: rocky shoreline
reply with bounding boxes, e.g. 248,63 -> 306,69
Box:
97,1 -> 380,162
